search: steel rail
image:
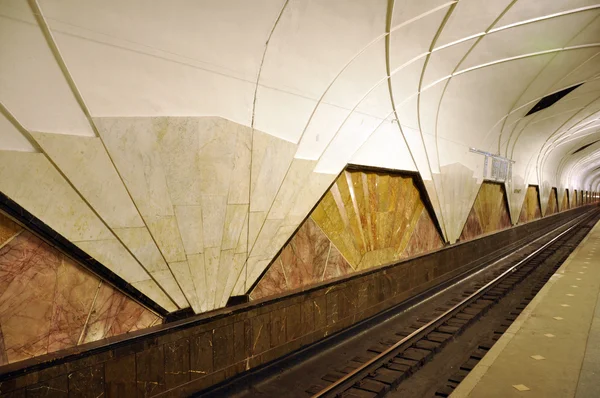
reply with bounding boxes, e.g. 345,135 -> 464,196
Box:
312,210 -> 595,397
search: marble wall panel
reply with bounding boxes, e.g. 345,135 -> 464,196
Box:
458,182 -> 512,242
518,185 -> 542,224
0,213 -> 161,365
561,190 -> 569,211
574,190 -> 578,207
546,188 -> 558,216
251,170 -> 444,299
0,212 -> 22,249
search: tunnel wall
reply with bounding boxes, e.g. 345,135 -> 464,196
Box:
518,185 -> 542,223
0,211 -> 161,366
0,205 -> 594,397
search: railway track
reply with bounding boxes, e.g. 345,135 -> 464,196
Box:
307,209 -> 600,398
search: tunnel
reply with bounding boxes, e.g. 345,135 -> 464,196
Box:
1,1 -> 600,397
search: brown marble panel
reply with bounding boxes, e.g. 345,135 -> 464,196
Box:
164,338 -> 190,389
136,345 -> 166,397
67,364 -> 104,398
105,354 -> 137,398
269,308 -> 286,348
82,282 -> 160,344
300,299 -> 314,336
459,182 -> 511,241
285,303 -> 301,341
251,313 -> 270,355
546,188 -> 558,215
26,376 -> 68,398
518,186 -> 542,224
403,210 -> 444,258
233,319 -> 251,363
190,332 -> 213,379
213,324 -> 234,371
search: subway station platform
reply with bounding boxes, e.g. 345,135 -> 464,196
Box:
452,221 -> 600,398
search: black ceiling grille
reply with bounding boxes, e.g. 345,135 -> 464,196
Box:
526,83 -> 583,116
572,140 -> 600,155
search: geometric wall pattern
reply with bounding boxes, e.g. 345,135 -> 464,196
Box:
518,186 -> 542,224
251,170 -> 444,300
459,182 -> 512,242
0,117 -> 336,314
0,211 -> 160,365
546,188 -> 558,216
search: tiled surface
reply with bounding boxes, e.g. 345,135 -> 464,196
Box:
452,218 -> 600,398
0,211 -> 161,366
251,171 -> 443,300
518,186 -> 542,224
0,206 -> 589,397
459,182 -> 512,242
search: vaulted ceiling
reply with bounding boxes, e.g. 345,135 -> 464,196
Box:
1,0 -> 599,314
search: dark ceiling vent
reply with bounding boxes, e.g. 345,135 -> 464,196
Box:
572,140 -> 600,155
526,83 -> 583,116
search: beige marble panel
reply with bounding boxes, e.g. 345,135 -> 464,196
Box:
435,163 -> 480,244
187,253 -> 208,312
236,216 -> 249,254
74,239 -> 151,284
156,118 -> 202,205
286,171 -> 337,226
197,117 -> 239,197
146,215 -> 187,263
268,159 -> 318,220
174,205 -> 204,255
113,227 -> 168,273
248,211 -> 267,250
228,123 -> 252,205
214,249 -> 235,308
0,151 -> 112,242
250,130 -> 297,213
148,270 -> 188,309
219,253 -> 247,307
32,133 -> 144,229
221,205 -> 248,250
95,117 -> 174,218
204,247 -> 221,310
131,279 -> 178,312
249,218 -> 284,260
169,261 -> 200,312
201,196 -> 227,249
235,256 -> 270,296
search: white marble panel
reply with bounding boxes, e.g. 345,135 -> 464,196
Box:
75,239 -> 151,284
187,253 -> 207,312
132,279 -> 178,312
204,247 -> 221,310
0,151 -> 112,242
249,218 -> 284,259
0,112 -> 35,152
248,211 -> 267,251
33,132 -> 144,229
268,159 -> 317,220
236,256 -> 270,296
201,196 -> 227,249
213,249 -> 235,308
148,269 -> 189,309
228,123 -> 252,205
174,206 -> 204,255
113,227 -> 168,273
250,130 -> 298,212
169,260 -> 200,313
157,118 -> 201,205
197,117 -> 238,197
95,117 -> 174,218
222,205 -> 248,251
286,171 -> 337,226
219,253 -> 247,307
146,215 -> 187,263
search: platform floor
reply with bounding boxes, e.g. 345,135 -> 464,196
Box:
452,221 -> 600,398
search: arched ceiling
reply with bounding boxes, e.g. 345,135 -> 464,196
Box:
1,0 -> 599,314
